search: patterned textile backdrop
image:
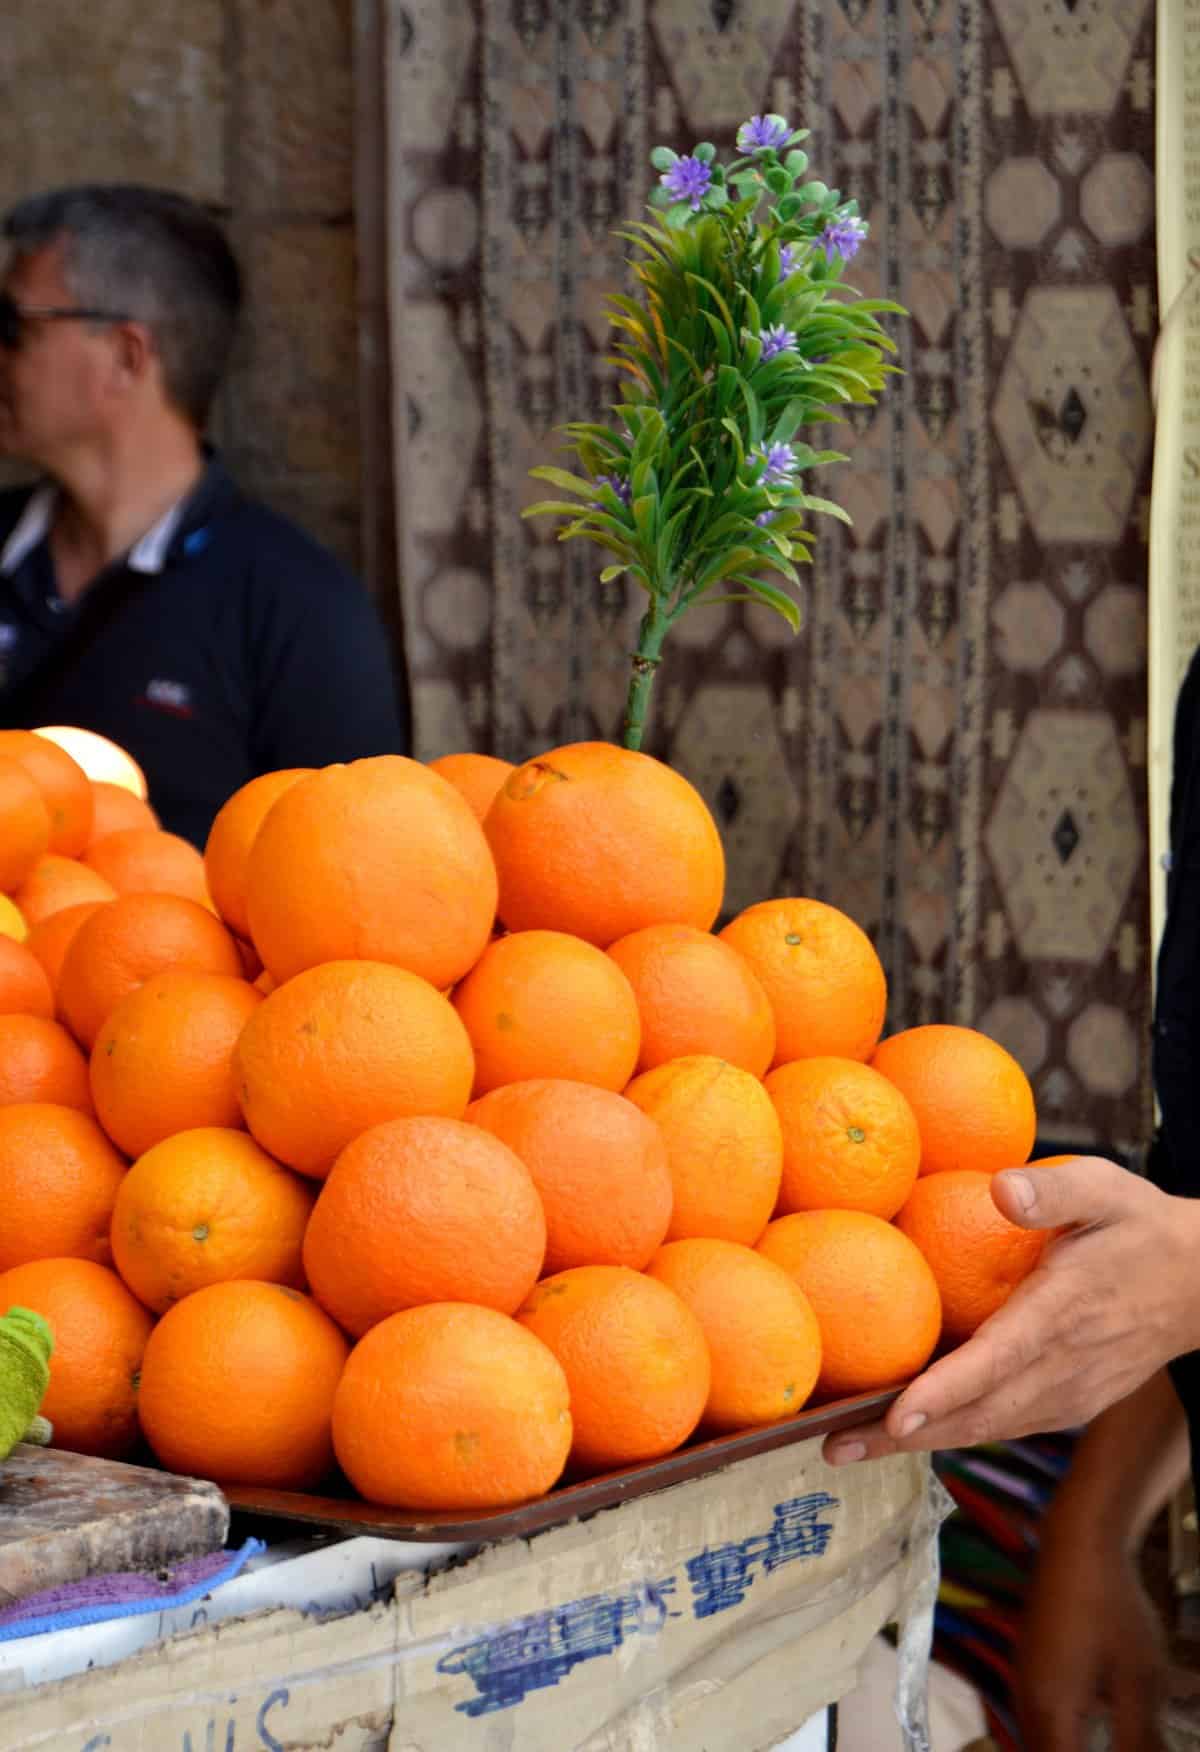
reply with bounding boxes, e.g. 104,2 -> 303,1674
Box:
382,0 -> 1156,1156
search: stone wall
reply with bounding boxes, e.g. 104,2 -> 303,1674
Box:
2,0 -> 362,571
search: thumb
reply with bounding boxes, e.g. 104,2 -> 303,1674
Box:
991,1155 -> 1137,1232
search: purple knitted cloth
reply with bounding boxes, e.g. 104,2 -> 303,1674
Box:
0,1538 -> 263,1640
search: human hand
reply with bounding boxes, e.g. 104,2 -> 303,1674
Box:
823,1157 -> 1200,1463
1017,1529 -> 1166,1752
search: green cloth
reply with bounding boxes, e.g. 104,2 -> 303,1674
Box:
0,1306 -> 53,1460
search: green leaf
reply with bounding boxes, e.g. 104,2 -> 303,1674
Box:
765,166 -> 791,195
706,185 -> 730,209
599,564 -> 628,583
775,194 -> 802,222
522,499 -> 598,520
800,494 -> 854,525
737,377 -> 765,448
732,577 -> 803,629
528,466 -> 601,498
650,147 -> 678,170
694,141 -> 717,163
784,150 -> 809,177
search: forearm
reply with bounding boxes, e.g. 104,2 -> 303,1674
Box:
1043,1367 -> 1190,1557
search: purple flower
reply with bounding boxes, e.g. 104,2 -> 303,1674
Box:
594,473 -> 632,507
737,114 -> 791,154
755,443 -> 798,486
660,156 -> 713,210
821,215 -> 868,264
759,324 -> 798,363
755,510 -> 776,527
778,243 -> 798,278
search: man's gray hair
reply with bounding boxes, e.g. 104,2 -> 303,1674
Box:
4,185 -> 242,429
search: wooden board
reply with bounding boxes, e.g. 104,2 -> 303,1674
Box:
0,1445 -> 228,1607
225,1385 -> 900,1542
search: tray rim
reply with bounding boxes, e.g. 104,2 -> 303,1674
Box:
223,1386 -> 901,1543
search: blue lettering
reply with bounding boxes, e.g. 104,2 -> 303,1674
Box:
685,1493 -> 838,1619
257,1689 -> 289,1751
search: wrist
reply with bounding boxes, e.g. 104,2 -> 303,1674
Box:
1173,1195 -> 1200,1357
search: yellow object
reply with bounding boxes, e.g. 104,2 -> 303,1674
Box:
33,726 -> 148,799
0,896 -> 28,942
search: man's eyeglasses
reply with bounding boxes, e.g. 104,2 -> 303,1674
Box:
0,291 -> 132,351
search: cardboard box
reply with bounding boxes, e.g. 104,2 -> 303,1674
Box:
0,1440 -> 947,1751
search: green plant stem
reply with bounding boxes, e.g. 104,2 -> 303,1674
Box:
622,600 -> 672,750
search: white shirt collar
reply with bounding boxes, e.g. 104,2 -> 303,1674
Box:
0,485 -> 188,579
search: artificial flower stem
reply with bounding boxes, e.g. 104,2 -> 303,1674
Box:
622,599 -> 673,750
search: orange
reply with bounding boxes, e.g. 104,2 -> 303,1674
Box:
484,742 -> 725,946
0,754 -> 50,890
137,1280 -> 349,1488
0,1105 -> 127,1272
0,1015 -> 92,1110
333,1304 -> 572,1510
871,1024 -> 1037,1177
58,893 -> 242,1050
0,1258 -> 152,1457
895,1169 -> 1046,1342
110,1127 -> 314,1314
624,1055 -> 782,1246
0,935 -> 54,1018
14,855 -> 116,926
244,757 -> 498,989
758,1210 -> 943,1398
83,828 -> 211,906
428,751 -> 515,823
0,730 -> 92,856
719,897 -> 887,1065
765,1057 -> 921,1219
466,1080 -> 673,1272
203,769 -> 312,940
90,972 -> 262,1158
303,1116 -> 546,1335
648,1239 -> 822,1430
607,923 -> 776,1076
26,901 -> 109,1003
86,782 -> 158,848
453,930 -> 640,1096
518,1265 -> 710,1471
235,960 -> 476,1177
33,727 -> 147,798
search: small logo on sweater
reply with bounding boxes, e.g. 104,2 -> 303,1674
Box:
138,678 -> 195,719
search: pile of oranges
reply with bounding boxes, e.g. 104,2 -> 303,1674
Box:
0,732 -> 1050,1512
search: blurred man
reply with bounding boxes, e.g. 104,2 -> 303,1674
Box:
0,184 -> 407,844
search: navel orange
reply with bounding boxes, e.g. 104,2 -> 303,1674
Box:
203,769 -> 312,940
137,1280 -> 349,1488
518,1265 -> 710,1471
14,855 -> 116,926
0,1257 -> 153,1457
647,1239 -> 822,1430
0,730 -> 92,856
0,934 -> 54,1019
84,828 -> 210,906
758,1210 -> 943,1398
624,1055 -> 782,1246
86,783 -> 158,848
871,1024 -> 1037,1177
484,742 -> 725,945
607,923 -> 776,1076
0,1104 -> 126,1272
89,971 -> 262,1157
58,893 -> 242,1049
110,1127 -> 313,1314
333,1304 -> 572,1509
244,757 -> 498,989
0,755 -> 50,891
719,897 -> 887,1065
302,1116 -> 546,1335
0,1015 -> 92,1110
452,930 -> 641,1096
765,1056 -> 921,1219
234,960 -> 476,1177
467,1079 -> 672,1272
895,1169 -> 1046,1341
428,751 -> 515,823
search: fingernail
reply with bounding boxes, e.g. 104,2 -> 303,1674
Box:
1003,1171 -> 1036,1214
830,1442 -> 867,1466
899,1412 -> 927,1438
